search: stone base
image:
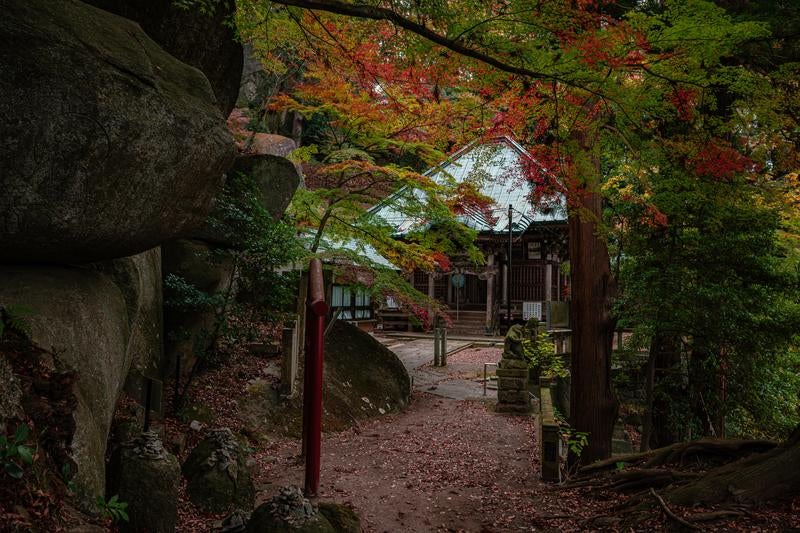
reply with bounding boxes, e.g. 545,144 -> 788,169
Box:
497,390 -> 529,403
497,377 -> 527,390
495,368 -> 529,378
498,358 -> 528,370
495,403 -> 532,414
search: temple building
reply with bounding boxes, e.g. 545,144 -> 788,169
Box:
372,136 -> 570,335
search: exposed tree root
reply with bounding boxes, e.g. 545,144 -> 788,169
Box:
650,488 -> 701,530
564,467 -> 700,493
572,429 -> 800,529
609,468 -> 699,493
577,438 -> 777,478
664,428 -> 800,507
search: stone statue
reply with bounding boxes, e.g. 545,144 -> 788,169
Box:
502,324 -> 527,360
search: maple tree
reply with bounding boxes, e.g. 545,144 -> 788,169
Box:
234,7 -> 507,327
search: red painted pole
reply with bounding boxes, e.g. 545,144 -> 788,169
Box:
303,258 -> 328,498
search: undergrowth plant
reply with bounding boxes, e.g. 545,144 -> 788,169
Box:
1,424 -> 34,480
0,305 -> 34,339
553,409 -> 589,479
522,322 -> 567,379
96,494 -> 129,523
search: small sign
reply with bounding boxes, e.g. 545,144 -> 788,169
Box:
451,273 -> 466,288
523,301 -> 543,321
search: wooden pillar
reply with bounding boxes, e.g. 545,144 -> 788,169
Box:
427,272 -> 435,327
556,264 -> 561,301
545,262 -> 553,302
280,319 -> 299,397
447,273 -> 453,305
485,254 -> 495,333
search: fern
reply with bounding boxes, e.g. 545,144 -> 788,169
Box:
0,305 -> 34,339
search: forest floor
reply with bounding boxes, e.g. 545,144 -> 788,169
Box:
169,338 -> 800,532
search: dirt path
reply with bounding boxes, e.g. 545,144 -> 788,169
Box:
259,393 -> 545,532
255,340 -> 566,532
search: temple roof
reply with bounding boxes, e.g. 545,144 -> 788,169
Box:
371,136 -> 567,235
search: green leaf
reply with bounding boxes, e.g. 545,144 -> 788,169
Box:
4,462 -> 23,479
15,424 -> 29,443
17,446 -> 33,465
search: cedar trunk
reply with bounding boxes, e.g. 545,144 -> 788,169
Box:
568,189 -> 618,464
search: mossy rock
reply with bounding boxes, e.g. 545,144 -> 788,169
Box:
182,428 -> 254,513
117,433 -> 180,533
245,508 -> 335,533
318,502 -> 361,533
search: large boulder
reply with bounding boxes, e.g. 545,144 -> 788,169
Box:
236,320 -> 411,439
92,248 -> 165,417
0,266 -> 132,502
182,428 -> 255,513
0,0 -> 235,264
228,109 -> 300,158
86,0 -> 243,116
195,154 -> 302,248
323,320 -> 411,428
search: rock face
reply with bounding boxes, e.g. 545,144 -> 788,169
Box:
0,266 -> 131,501
245,487 -> 335,533
162,239 -> 235,377
85,0 -> 243,116
0,249 -> 163,502
182,428 -> 255,513
115,432 -> 180,533
92,248 -> 164,381
0,0 -> 234,263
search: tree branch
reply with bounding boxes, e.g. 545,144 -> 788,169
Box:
272,0 -> 564,84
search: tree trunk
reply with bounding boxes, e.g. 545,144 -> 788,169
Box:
568,188 -> 618,464
666,425 -> 800,506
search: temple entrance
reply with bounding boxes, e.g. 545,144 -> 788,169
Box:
447,272 -> 487,311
